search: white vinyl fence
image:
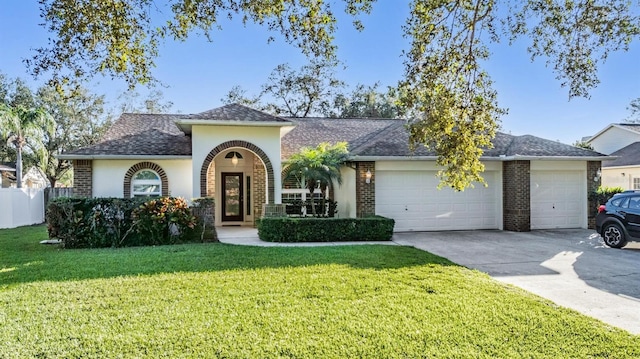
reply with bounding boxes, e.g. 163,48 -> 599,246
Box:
0,188 -> 45,229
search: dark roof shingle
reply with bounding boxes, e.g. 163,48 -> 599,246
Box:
63,113 -> 192,156
287,119 -> 605,158
192,103 -> 291,123
281,118 -> 401,159
603,142 -> 640,167
63,106 -> 607,160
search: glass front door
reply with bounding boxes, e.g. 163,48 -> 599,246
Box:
222,172 -> 243,222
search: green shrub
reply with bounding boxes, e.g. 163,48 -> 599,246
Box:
131,197 -> 197,246
46,197 -> 203,248
589,186 -> 625,205
47,197 -> 145,248
257,216 -> 395,242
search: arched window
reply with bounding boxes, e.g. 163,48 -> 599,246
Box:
131,170 -> 162,197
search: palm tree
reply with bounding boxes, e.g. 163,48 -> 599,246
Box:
0,104 -> 53,188
282,142 -> 349,216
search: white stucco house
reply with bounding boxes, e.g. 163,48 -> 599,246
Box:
587,123 -> 640,190
60,103 -> 607,232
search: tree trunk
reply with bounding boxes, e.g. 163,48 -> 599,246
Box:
307,180 -> 316,216
16,146 -> 23,188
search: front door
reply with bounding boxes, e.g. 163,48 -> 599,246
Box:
222,172 -> 243,222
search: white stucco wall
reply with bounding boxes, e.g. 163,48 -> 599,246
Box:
602,166 -> 640,190
92,159 -> 193,199
529,160 -> 586,171
589,126 -> 640,155
333,166 -> 356,218
191,125 -> 283,203
375,160 -> 502,175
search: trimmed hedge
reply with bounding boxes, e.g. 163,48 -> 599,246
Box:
46,197 -> 211,248
257,216 -> 395,242
589,186 -> 625,205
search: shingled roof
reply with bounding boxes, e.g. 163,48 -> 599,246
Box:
281,118 -> 401,159
603,142 -> 640,167
283,118 -> 606,159
62,113 -> 192,157
61,105 -> 607,160
192,103 -> 291,123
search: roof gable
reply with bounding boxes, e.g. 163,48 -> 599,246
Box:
588,123 -> 640,143
193,103 -> 291,123
175,103 -> 294,134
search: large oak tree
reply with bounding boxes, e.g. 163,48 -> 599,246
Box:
30,0 -> 640,189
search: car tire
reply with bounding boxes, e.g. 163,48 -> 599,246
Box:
602,223 -> 628,248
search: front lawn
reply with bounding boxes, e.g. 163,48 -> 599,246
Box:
1,225 -> 638,358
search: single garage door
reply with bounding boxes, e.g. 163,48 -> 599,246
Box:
375,170 -> 500,231
530,171 -> 586,229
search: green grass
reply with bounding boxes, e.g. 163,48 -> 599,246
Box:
1,226 -> 638,358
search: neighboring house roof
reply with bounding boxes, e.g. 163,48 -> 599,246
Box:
602,142 -> 640,167
587,123 -> 640,144
60,104 -> 607,160
0,163 -> 16,172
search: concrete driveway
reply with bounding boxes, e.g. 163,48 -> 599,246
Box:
393,229 -> 640,334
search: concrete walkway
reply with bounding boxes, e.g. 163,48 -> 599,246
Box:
216,226 -> 640,334
216,226 -> 398,247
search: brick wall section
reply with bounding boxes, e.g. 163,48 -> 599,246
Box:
355,162 -> 375,217
253,155 -> 267,220
206,161 -> 216,197
123,162 -> 169,198
587,161 -> 602,229
200,140 -> 274,204
73,160 -> 93,197
503,160 -> 531,232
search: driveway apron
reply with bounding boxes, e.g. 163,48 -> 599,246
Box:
392,229 -> 640,335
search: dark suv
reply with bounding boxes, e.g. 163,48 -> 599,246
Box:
596,191 -> 640,248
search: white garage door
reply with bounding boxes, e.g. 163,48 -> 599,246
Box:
530,171 -> 585,229
375,171 -> 500,231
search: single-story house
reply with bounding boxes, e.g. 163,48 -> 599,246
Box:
60,103 -> 607,232
587,123 -> 640,190
0,163 -> 16,188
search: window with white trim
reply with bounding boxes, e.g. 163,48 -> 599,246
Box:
131,170 -> 162,197
634,178 -> 640,190
281,178 -> 329,203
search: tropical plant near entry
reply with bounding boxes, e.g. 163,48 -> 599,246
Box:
283,142 -> 349,216
0,104 -> 54,188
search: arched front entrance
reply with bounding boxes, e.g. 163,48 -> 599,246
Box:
200,140 -> 275,225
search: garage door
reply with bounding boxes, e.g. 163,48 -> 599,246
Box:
530,171 -> 585,229
375,171 -> 500,231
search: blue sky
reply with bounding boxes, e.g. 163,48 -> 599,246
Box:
1,1 -> 639,145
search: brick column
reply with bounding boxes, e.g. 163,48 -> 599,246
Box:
587,161 -> 602,229
503,160 -> 530,232
356,162 -> 375,217
73,160 -> 93,197
254,155 -> 266,220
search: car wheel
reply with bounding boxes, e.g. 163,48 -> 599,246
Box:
602,223 -> 628,248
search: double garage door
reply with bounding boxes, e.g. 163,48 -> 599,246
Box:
375,169 -> 586,232
375,170 -> 500,232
